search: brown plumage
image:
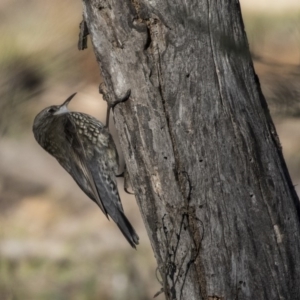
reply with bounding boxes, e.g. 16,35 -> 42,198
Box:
32,93 -> 139,248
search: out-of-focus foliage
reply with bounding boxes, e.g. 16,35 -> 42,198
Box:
0,0 -> 300,299
244,11 -> 300,116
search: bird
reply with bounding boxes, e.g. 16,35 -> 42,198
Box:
32,93 -> 139,248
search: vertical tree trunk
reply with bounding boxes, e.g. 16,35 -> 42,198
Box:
81,0 -> 300,299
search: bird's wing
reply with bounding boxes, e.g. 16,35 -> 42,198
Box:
62,115 -> 109,218
87,159 -> 121,216
61,114 -> 138,248
87,160 -> 139,248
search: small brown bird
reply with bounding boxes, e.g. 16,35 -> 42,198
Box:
32,93 -> 139,248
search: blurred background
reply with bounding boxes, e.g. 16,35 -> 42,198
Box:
0,0 -> 299,299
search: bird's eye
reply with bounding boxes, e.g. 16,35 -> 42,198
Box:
48,107 -> 56,114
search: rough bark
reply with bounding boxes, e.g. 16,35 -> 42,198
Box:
81,0 -> 300,299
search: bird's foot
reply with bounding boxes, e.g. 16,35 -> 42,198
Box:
99,82 -> 131,128
116,165 -> 134,195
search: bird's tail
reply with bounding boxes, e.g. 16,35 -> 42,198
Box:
115,210 -> 139,248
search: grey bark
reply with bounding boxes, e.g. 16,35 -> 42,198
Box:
81,0 -> 300,299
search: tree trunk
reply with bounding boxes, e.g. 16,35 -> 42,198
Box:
81,0 -> 300,299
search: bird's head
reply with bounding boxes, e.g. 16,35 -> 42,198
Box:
32,92 -> 77,141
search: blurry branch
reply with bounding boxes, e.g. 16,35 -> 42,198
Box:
251,52 -> 300,118
252,52 -> 300,68
0,60 -> 45,136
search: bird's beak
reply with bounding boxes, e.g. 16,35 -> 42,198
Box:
54,92 -> 77,115
62,92 -> 77,107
